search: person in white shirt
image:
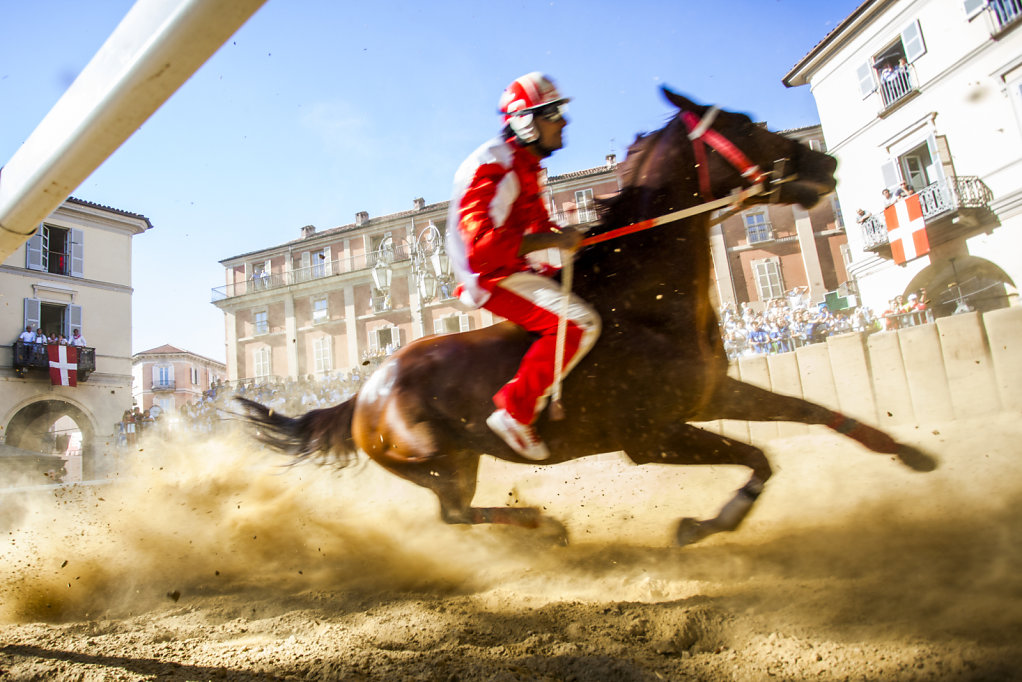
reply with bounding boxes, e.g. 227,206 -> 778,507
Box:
70,329 -> 87,347
18,326 -> 36,343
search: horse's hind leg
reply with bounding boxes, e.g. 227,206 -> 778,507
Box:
703,376 -> 937,472
625,423 -> 772,547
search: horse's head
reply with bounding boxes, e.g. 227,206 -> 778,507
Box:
661,88 -> 837,210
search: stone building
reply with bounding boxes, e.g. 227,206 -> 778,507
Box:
1,197 -> 151,481
131,345 -> 226,415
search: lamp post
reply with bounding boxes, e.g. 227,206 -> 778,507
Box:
411,222 -> 452,303
370,235 -> 394,310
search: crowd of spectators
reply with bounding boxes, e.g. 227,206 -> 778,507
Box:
719,286 -> 934,361
125,371 -> 371,440
16,325 -> 88,347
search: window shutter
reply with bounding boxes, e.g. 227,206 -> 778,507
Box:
321,247 -> 332,276
902,20 -> 926,63
856,62 -> 877,98
70,228 -> 84,277
24,298 -> 41,331
66,304 -> 82,337
925,134 -> 948,184
459,314 -> 471,332
880,159 -> 899,189
152,364 -> 160,383
434,319 -> 445,335
26,230 -> 45,271
963,0 -> 985,19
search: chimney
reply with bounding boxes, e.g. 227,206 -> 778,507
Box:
414,197 -> 425,211
355,211 -> 369,226
300,224 -> 316,239
606,154 -> 617,167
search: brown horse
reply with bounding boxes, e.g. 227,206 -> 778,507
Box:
238,88 -> 936,546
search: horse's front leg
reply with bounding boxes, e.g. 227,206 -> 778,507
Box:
382,455 -> 567,543
624,423 -> 771,547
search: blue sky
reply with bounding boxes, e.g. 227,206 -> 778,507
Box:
1,0 -> 861,362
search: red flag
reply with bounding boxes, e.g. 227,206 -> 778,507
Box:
883,194 -> 929,265
47,344 -> 78,387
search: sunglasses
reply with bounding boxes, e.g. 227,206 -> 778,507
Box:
533,102 -> 568,123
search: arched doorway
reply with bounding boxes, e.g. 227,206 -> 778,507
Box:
906,256 -> 1015,318
5,400 -> 96,483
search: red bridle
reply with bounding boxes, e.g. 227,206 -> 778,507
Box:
580,107 -> 792,248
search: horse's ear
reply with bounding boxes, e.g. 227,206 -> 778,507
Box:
661,87 -> 703,113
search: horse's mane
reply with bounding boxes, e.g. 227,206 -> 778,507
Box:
595,117 -> 676,228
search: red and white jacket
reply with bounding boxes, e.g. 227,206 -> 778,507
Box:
446,136 -> 558,308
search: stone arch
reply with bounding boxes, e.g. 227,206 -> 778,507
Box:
5,399 -> 97,480
905,255 -> 1014,318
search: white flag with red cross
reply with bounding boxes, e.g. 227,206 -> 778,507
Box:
48,344 -> 78,387
883,194 -> 929,265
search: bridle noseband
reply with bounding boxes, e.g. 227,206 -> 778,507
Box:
580,106 -> 798,248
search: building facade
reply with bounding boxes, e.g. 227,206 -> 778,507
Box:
710,125 -> 851,313
1,197 -> 151,480
213,160 -> 622,382
132,344 -> 226,414
784,0 -> 1022,317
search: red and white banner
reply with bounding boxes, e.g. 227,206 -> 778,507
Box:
48,344 -> 78,387
884,194 -> 929,265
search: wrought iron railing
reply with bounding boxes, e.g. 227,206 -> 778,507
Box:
11,341 -> 96,381
212,243 -> 413,302
151,379 -> 176,391
879,68 -> 914,109
990,0 -> 1021,31
859,177 -> 992,250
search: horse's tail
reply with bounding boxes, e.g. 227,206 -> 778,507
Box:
234,396 -> 359,469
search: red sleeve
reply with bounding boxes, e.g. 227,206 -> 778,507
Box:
458,162 -> 524,274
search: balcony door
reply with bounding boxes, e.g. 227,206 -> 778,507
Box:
899,142 -> 935,191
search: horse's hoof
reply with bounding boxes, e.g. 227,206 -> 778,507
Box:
675,517 -> 710,547
535,517 -> 569,547
897,444 -> 938,472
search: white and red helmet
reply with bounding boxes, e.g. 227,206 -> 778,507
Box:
499,72 -> 570,144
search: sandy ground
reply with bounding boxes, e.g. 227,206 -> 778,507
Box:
1,412 -> 1020,681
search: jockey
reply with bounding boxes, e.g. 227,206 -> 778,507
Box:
445,72 -> 601,461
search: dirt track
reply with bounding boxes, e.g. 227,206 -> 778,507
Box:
1,414 -> 1020,681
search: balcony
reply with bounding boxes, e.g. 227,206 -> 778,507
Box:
878,67 -> 916,111
861,177 -> 994,252
11,340 -> 96,382
151,379 -> 176,392
212,244 -> 412,302
990,0 -> 1021,33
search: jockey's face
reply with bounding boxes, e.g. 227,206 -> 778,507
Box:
532,113 -> 567,157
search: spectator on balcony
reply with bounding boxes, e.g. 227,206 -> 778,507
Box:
748,320 -> 770,354
895,181 -> 914,200
18,325 -> 37,344
882,188 -> 896,207
70,329 -> 87,347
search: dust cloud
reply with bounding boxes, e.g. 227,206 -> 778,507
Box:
1,414 -> 1020,680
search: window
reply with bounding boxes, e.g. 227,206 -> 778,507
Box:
26,225 -> 83,277
744,210 -> 773,244
23,298 -> 82,340
190,367 -> 200,385
434,314 -> 471,335
251,260 -> 271,289
990,0 -> 1021,30
373,326 -> 401,352
253,310 -> 269,335
152,364 -> 174,389
1007,74 -> 1022,137
858,20 -> 925,106
253,347 -> 272,379
369,233 -> 394,268
312,297 -> 328,324
831,196 -> 845,229
313,336 -> 332,374
752,258 -> 784,300
574,188 -> 596,223
311,247 -> 331,278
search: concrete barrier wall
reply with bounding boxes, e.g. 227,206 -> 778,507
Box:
694,307 -> 1022,446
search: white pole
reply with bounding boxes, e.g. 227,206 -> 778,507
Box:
0,0 -> 267,262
